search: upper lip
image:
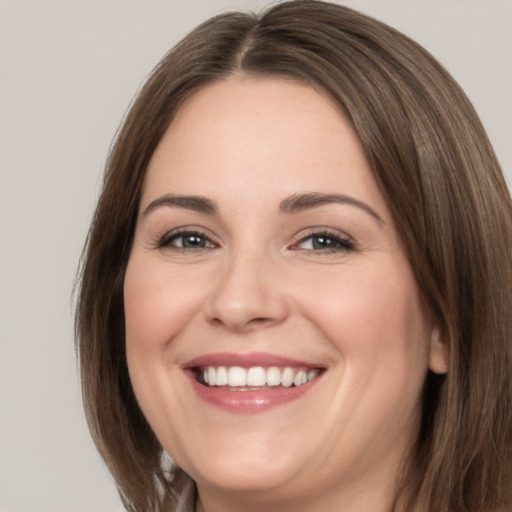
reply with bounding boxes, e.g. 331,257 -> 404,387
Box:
182,352 -> 323,369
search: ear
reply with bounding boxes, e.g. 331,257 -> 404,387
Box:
429,327 -> 449,374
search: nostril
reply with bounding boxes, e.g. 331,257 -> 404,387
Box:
209,313 -> 281,331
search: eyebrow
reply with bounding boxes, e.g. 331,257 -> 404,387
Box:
142,194 -> 217,217
142,192 -> 384,225
280,193 -> 384,225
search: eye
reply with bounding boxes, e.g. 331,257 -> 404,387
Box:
293,231 -> 355,253
158,230 -> 217,250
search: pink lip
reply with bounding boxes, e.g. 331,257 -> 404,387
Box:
182,352 -> 324,414
182,351 -> 320,369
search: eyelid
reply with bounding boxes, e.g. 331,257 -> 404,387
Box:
149,225 -> 355,253
289,227 -> 356,252
153,226 -> 219,250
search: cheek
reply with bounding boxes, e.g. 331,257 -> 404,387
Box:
123,256 -> 208,442
302,261 -> 431,440
297,260 -> 431,370
123,257 -> 208,353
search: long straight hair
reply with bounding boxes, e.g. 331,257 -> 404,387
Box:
76,2 -> 512,510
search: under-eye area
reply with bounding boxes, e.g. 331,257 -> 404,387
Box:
193,366 -> 323,389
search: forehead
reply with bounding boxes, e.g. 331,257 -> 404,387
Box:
142,77 -> 387,217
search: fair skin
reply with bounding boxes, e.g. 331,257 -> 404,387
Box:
124,77 -> 447,512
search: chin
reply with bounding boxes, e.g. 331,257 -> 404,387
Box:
178,439 -> 303,494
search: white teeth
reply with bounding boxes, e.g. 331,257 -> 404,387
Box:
216,366 -> 228,386
281,367 -> 294,387
227,366 -> 246,386
293,370 -> 307,387
307,369 -> 319,382
208,367 -> 216,386
247,367 -> 266,387
200,365 -> 321,388
266,367 -> 281,386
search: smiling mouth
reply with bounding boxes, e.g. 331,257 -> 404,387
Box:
195,365 -> 322,390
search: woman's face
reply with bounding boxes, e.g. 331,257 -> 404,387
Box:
124,78 -> 446,509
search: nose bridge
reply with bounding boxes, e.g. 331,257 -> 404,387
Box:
205,240 -> 288,332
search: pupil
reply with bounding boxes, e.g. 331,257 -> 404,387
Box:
183,234 -> 204,248
313,236 -> 335,249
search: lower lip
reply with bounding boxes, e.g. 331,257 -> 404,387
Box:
185,371 -> 321,414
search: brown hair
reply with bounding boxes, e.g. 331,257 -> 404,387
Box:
75,1 -> 512,510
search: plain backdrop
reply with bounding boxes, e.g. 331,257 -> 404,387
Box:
0,1 -> 510,511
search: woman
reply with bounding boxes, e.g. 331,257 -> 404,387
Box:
75,1 -> 512,511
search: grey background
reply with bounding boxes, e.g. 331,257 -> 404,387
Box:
1,1 -> 510,511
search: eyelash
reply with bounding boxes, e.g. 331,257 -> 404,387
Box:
292,229 -> 355,254
154,228 -> 355,254
155,229 -> 217,251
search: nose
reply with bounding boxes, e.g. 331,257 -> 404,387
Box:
204,248 -> 289,333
